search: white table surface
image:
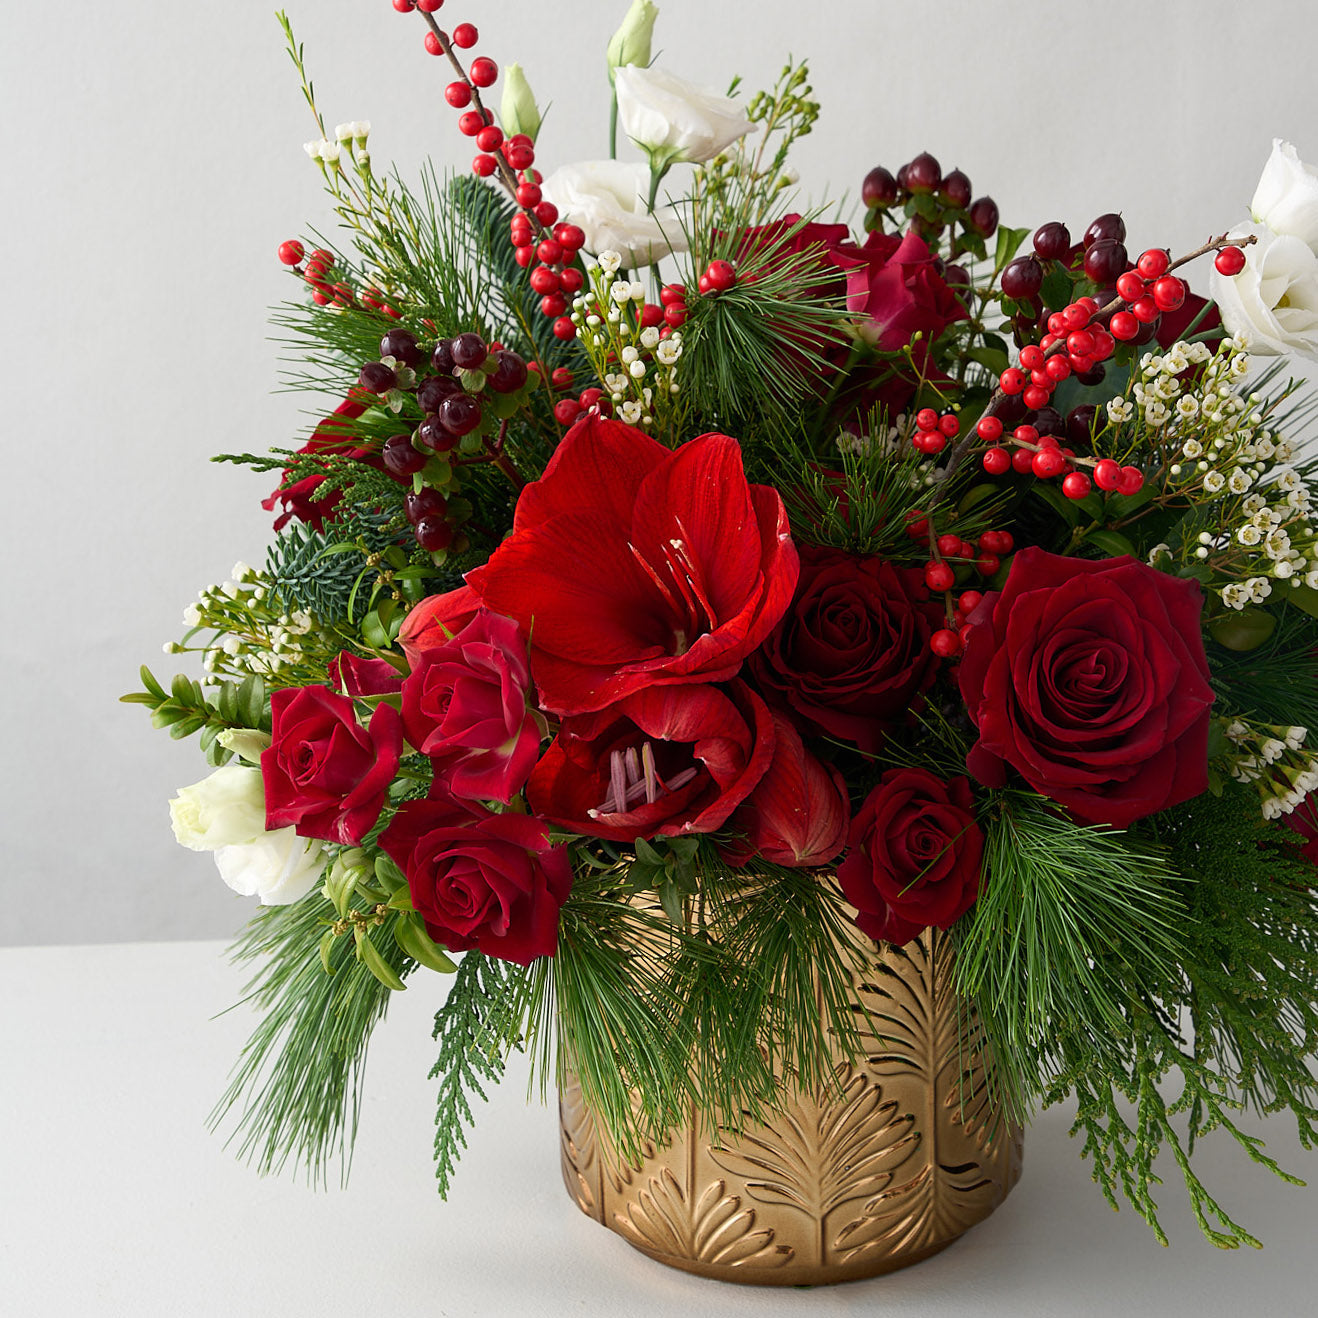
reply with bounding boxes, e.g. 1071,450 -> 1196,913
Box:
2,939 -> 1315,1317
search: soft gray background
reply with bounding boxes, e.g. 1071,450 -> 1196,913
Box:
5,0 -> 1318,948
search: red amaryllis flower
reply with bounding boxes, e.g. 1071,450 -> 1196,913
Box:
262,685 -> 402,845
401,610 -> 542,804
720,712 -> 849,868
465,416 -> 799,715
262,398 -> 382,532
380,794 -> 572,965
958,547 -> 1214,829
749,545 -> 942,753
399,584 -> 481,667
526,681 -> 774,841
838,768 -> 983,946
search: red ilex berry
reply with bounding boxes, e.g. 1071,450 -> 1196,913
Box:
578,387 -> 604,410
980,529 -> 1013,554
664,304 -> 688,328
1116,465 -> 1145,496
1061,303 -> 1090,332
640,302 -> 664,328
976,415 -> 1003,442
982,446 -> 1011,475
418,0 -> 444,11
1109,310 -> 1138,341
1066,330 -> 1094,359
559,268 -> 584,295
452,22 -> 478,48
556,224 -> 586,252
540,293 -> 567,318
999,367 -> 1025,395
537,238 -> 563,265
515,182 -> 542,208
1215,246 -> 1247,276
458,111 -> 487,137
1032,448 -> 1067,479
424,31 -> 444,56
660,283 -> 686,306
1045,356 -> 1071,382
510,218 -> 533,246
551,367 -> 574,390
705,259 -> 736,291
469,57 -> 498,87
1152,275 -> 1186,312
905,511 -> 928,538
310,248 -> 334,269
975,553 -> 1001,577
916,407 -> 939,430
445,81 -> 472,109
930,629 -> 962,658
552,316 -> 576,340
1115,270 -> 1145,303
1131,296 -> 1160,325
1019,345 -> 1045,371
554,399 -> 583,426
939,413 -> 960,438
1023,384 -> 1051,410
1014,424 -> 1039,444
505,142 -> 535,170
1062,471 -> 1092,500
476,125 -> 504,153
925,561 -> 956,592
393,0 -> 416,11
1136,248 -> 1170,280
513,245 -> 535,268
277,239 -> 304,266
1093,458 -> 1122,491
1089,327 -> 1115,360
913,429 -> 946,455
529,266 -> 560,294
936,533 -> 962,557
473,154 -> 497,177
534,201 -> 559,227
1011,447 -> 1034,475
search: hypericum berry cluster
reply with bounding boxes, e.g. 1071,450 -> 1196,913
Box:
1223,719 -> 1318,820
563,251 -> 684,430
862,151 -> 999,250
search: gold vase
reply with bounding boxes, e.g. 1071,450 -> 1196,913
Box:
559,927 -> 1023,1286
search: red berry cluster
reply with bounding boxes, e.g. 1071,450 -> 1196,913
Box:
1108,250 -> 1185,342
696,260 -> 736,296
910,407 -> 960,456
277,241 -> 371,311
659,282 -> 688,328
510,204 -> 586,339
995,300 -> 1117,412
976,420 -> 1144,500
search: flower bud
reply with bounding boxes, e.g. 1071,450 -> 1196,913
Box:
500,62 -> 542,143
607,0 -> 658,80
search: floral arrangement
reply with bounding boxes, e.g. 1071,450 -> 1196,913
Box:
128,0 -> 1318,1251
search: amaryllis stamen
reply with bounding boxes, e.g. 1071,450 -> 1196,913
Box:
594,742 -> 698,815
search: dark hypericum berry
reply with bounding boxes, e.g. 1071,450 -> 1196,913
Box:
1083,238 -> 1128,284
486,349 -> 529,394
382,433 -> 428,477
1032,221 -> 1072,261
1083,213 -> 1126,248
944,264 -> 970,288
1001,255 -> 1044,300
431,339 -> 456,374
358,361 -> 397,394
417,413 -> 457,452
1215,246 -> 1247,276
404,488 -> 447,525
416,375 -> 462,412
1074,363 -> 1107,387
414,516 -> 454,552
904,152 -> 941,194
380,328 -> 422,368
939,168 -> 972,208
1032,406 -> 1065,437
1066,405 -> 1099,446
438,392 -> 483,436
862,166 -> 898,208
450,332 -> 488,370
967,196 -> 999,238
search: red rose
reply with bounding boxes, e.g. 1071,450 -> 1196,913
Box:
329,651 -> 404,698
958,547 -> 1215,829
262,398 -> 382,532
1284,794 -> 1318,868
750,546 -> 942,753
262,684 -> 403,845
380,795 -> 572,965
737,214 -> 856,295
466,415 -> 799,715
720,712 -> 849,868
838,768 -> 983,946
526,681 -> 774,842
402,610 -> 541,805
399,584 -> 482,667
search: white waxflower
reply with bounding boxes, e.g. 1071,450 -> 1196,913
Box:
655,338 -> 682,365
620,345 -> 639,363
1107,398 -> 1134,423
629,359 -> 647,378
1176,396 -> 1200,420
1221,582 -> 1247,609
1203,470 -> 1226,494
619,399 -> 644,423
610,281 -> 634,304
1144,399 -> 1171,427
639,326 -> 661,349
598,249 -> 623,274
1228,469 -> 1254,495
1181,438 -> 1204,458
604,372 -> 629,393
182,603 -> 202,627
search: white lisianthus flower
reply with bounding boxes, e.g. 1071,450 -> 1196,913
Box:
214,828 -> 325,907
1211,223 -> 1318,359
541,160 -> 689,266
615,65 -> 754,166
169,765 -> 267,852
607,0 -> 658,78
1250,139 -> 1318,250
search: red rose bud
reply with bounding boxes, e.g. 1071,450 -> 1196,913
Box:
838,768 -> 983,946
262,685 -> 403,846
380,795 -> 572,966
398,585 -> 482,667
329,652 -> 404,698
466,416 -> 799,715
401,610 -> 541,805
720,712 -> 848,868
958,547 -> 1214,828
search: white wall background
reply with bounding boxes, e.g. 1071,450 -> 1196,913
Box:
5,0 -> 1316,947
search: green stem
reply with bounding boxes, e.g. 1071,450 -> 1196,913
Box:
609,87 -> 618,159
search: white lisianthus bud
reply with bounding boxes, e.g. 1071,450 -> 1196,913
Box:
606,0 -> 658,79
500,63 -> 541,142
216,727 -> 274,762
615,64 -> 754,167
1251,139 -> 1318,250
541,163 -> 689,266
1210,222 -> 1318,360
214,828 -> 324,906
169,765 -> 267,852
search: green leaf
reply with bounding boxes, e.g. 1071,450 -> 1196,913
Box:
318,929 -> 337,976
374,854 -> 409,894
139,666 -> 168,701
657,877 -> 684,926
1031,481 -> 1082,526
993,225 -> 1030,274
355,926 -> 407,992
633,836 -> 665,867
1085,529 -> 1138,558
1285,583 -> 1318,620
967,345 -> 1010,375
394,911 -> 458,973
